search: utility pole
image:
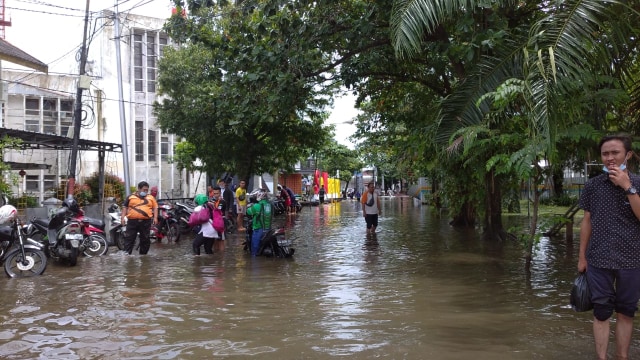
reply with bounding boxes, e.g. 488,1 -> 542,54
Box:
67,0 -> 91,198
114,1 -> 131,196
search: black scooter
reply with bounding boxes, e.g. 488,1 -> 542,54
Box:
28,207 -> 82,266
243,213 -> 294,258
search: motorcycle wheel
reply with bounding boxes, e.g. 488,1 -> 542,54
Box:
68,247 -> 79,266
178,214 -> 191,234
224,218 -> 236,234
166,223 -> 180,243
4,248 -> 47,277
115,231 -> 126,250
83,234 -> 108,257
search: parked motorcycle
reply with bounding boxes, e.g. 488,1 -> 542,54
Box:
272,198 -> 286,215
152,201 -> 180,244
107,203 -> 125,250
174,201 -> 195,234
0,205 -> 47,277
243,209 -> 294,258
28,206 -> 81,266
64,199 -> 108,257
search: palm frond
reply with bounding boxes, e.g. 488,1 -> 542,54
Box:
435,33 -> 527,145
530,0 -> 638,82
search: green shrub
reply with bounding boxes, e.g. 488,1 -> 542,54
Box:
84,172 -> 126,203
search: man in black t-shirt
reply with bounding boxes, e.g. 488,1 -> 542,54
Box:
578,134 -> 640,360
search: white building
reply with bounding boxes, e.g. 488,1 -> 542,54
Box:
2,7 -> 205,203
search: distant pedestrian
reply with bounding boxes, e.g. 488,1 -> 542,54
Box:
284,185 -> 296,214
218,179 -> 235,227
278,185 -> 291,213
361,182 -> 381,234
235,180 -> 248,231
318,185 -> 326,204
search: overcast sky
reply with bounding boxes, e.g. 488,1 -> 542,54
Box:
4,0 -> 358,147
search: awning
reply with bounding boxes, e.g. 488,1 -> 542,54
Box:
4,161 -> 50,170
0,128 -> 122,153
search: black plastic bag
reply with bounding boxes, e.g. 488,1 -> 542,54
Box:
570,272 -> 593,312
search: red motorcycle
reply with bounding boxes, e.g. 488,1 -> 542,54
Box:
151,201 -> 180,244
61,198 -> 109,257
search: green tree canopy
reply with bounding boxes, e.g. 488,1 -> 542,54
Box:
156,0 -> 336,181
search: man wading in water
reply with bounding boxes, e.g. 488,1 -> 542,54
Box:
578,134 -> 640,360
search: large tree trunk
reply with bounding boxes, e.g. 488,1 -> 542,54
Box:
551,166 -> 564,198
484,170 -> 507,240
449,201 -> 476,227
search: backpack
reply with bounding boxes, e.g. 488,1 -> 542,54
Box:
212,201 -> 225,233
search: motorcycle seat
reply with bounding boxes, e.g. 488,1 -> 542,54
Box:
0,225 -> 12,239
32,217 -> 50,227
82,216 -> 105,230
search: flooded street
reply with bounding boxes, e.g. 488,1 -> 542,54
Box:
0,197 -> 634,359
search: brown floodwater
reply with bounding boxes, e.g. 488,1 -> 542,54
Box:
0,197 -> 634,359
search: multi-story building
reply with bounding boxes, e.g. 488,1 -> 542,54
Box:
2,10 -> 205,203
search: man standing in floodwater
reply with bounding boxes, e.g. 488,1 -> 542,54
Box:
578,133 -> 640,360
361,182 -> 381,234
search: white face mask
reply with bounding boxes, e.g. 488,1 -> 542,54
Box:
603,160 -> 627,173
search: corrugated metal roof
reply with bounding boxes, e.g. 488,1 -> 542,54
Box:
0,128 -> 121,153
10,83 -> 72,98
0,38 -> 48,73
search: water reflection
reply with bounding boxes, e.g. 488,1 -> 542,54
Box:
0,197 -> 634,359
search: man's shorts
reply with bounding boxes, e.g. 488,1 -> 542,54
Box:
587,265 -> 640,318
236,204 -> 246,214
365,214 -> 379,229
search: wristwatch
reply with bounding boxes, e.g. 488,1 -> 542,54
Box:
625,186 -> 638,195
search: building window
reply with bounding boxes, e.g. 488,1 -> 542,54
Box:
25,98 -> 39,116
60,100 -> 73,137
24,97 -> 74,135
133,30 -> 169,93
135,121 -> 144,161
44,175 -> 55,192
25,97 -> 40,132
26,175 -> 39,192
42,98 -> 57,134
161,136 -> 169,161
146,33 -> 157,93
133,33 -> 143,92
148,129 -> 157,161
159,36 -> 168,57
26,174 -> 56,193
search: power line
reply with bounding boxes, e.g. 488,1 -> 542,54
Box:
5,5 -> 88,17
13,0 -> 86,13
